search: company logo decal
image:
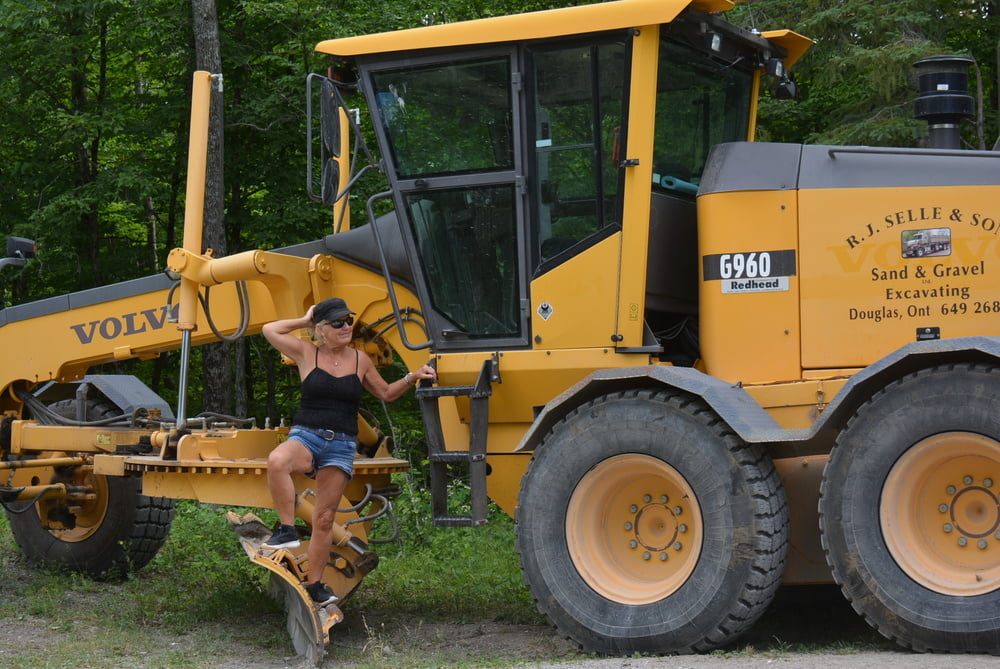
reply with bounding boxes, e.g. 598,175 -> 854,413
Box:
70,304 -> 178,344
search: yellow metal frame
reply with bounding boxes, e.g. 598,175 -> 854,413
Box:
615,25 -> 661,349
317,0 -> 733,57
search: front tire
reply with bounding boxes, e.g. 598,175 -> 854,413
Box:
820,364 -> 1000,652
5,399 -> 175,578
515,389 -> 789,654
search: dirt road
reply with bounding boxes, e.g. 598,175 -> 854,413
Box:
3,549 -> 997,669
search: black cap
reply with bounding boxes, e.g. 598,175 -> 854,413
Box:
313,297 -> 355,323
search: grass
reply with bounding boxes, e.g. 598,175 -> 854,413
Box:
0,502 -> 292,668
0,476 -> 895,668
0,487 -> 560,668
350,482 -> 544,626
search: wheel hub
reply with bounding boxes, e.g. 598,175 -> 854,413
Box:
566,454 -> 702,604
634,501 -> 680,553
38,465 -> 107,541
948,484 -> 999,540
881,432 -> 1000,595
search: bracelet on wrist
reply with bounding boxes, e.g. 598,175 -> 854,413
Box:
404,372 -> 415,385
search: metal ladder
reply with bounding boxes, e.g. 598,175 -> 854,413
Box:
415,357 -> 496,527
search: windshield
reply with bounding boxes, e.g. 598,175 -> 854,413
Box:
371,58 -> 514,179
367,54 -> 524,343
652,38 -> 755,195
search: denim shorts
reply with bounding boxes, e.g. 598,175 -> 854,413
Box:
287,426 -> 356,479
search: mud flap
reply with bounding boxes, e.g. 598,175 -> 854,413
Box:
227,511 -> 343,665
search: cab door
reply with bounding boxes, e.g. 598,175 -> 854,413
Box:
364,51 -> 529,350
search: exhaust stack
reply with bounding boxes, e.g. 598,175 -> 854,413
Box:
913,56 -> 974,150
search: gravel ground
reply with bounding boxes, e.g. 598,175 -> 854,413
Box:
530,651 -> 1000,669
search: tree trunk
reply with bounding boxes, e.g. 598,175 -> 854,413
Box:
192,0 -> 232,415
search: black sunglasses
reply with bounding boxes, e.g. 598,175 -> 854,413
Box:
326,316 -> 354,328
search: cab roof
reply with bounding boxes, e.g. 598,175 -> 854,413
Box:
316,0 -> 736,58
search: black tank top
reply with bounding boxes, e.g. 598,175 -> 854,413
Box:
293,349 -> 363,435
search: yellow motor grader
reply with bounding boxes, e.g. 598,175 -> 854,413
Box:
4,0 -> 1000,662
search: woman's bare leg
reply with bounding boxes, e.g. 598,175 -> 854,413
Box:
307,465 -> 349,584
267,439 -> 313,526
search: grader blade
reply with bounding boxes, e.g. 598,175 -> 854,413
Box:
267,571 -> 342,665
227,511 -> 343,665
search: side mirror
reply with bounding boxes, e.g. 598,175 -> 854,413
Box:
7,237 -> 36,259
307,73 -> 352,207
320,77 -> 341,160
321,158 -> 340,207
0,237 -> 36,271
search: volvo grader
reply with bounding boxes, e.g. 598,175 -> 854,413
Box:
3,0 -> 1000,662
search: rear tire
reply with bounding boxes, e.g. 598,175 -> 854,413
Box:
5,399 -> 175,578
515,389 -> 788,654
820,364 -> 1000,652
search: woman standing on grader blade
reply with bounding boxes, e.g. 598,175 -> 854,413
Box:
261,297 -> 436,606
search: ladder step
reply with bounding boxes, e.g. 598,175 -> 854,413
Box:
416,385 -> 478,398
428,451 -> 486,463
433,515 -> 488,528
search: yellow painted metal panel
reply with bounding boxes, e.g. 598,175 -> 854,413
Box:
698,190 -> 801,384
746,70 -> 761,140
316,0 -> 721,57
530,234 -> 622,350
616,26 -> 660,348
12,422 -> 151,455
127,455 -> 406,508
760,30 -> 813,69
432,347 -> 651,446
773,454 -> 832,584
485,453 -> 533,517
798,185 -> 1000,369
744,378 -> 847,430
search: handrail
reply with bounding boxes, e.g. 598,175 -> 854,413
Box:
828,146 -> 1000,160
365,191 -> 432,351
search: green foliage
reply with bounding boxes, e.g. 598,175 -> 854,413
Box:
729,0 -> 998,147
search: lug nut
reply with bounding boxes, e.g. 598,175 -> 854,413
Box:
985,478 -> 994,488
629,504 -> 638,513
643,494 -> 652,503
642,551 -> 651,561
964,475 -> 974,485
673,541 -> 683,551
673,506 -> 683,516
958,537 -> 968,547
939,504 -> 949,513
944,523 -> 954,533
624,522 -> 633,531
629,540 -> 638,549
660,495 -> 669,504
659,552 -> 668,561
979,540 -> 989,550
679,524 -> 688,534
947,485 -> 957,495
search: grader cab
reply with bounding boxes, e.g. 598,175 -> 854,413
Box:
3,0 -> 1000,663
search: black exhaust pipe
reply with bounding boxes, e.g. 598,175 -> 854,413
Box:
913,55 -> 974,150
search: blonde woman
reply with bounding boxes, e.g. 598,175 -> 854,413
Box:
261,297 -> 435,605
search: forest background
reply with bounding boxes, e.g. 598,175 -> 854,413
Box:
0,0 -> 996,425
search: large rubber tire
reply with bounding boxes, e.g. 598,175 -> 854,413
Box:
820,364 -> 1000,653
5,399 -> 175,579
515,389 -> 789,654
